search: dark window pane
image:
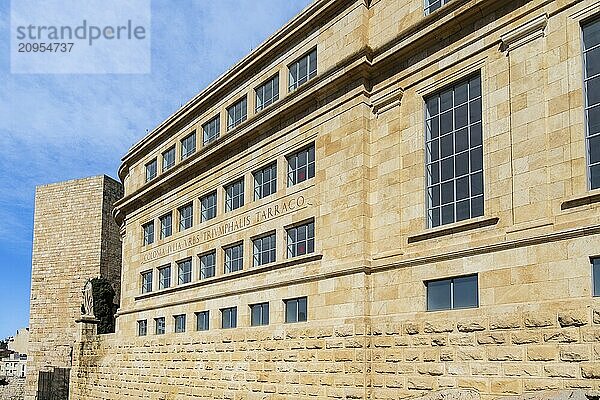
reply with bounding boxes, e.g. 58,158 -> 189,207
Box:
429,162 -> 440,185
472,195 -> 484,217
456,176 -> 469,200
470,76 -> 481,97
455,152 -> 469,177
430,208 -> 440,227
426,97 -> 439,117
440,90 -> 453,112
456,199 -> 470,221
586,41 -> 600,69
469,98 -> 482,123
429,140 -> 440,162
429,185 -> 440,207
441,157 -> 454,181
455,128 -> 468,153
470,123 -> 482,147
591,163 -> 600,190
426,117 -> 439,140
471,147 -> 483,172
427,279 -> 451,311
454,82 -> 468,105
455,104 -> 468,129
471,172 -> 484,196
441,134 -> 454,158
440,111 -> 453,135
286,300 -> 297,323
587,75 -> 600,106
442,204 -> 454,225
298,297 -> 307,322
589,134 -> 600,164
441,181 -> 454,204
588,106 -> 600,136
453,275 -> 478,309
584,22 -> 600,49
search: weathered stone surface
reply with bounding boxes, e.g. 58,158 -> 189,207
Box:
557,310 -> 589,328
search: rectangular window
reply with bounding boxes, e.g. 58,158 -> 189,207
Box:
254,162 -> 277,200
200,191 -> 217,222
224,243 -> 243,273
593,258 -> 600,297
285,297 -> 307,323
225,179 -> 244,212
424,0 -> 451,15
221,307 -> 237,329
425,74 -> 483,228
200,251 -> 216,280
203,114 -> 220,145
227,97 -> 247,131
181,131 -> 196,160
137,320 -> 147,336
159,213 -> 172,239
158,265 -> 171,290
142,221 -> 154,246
155,317 -> 165,335
162,146 -> 176,172
250,302 -> 269,327
178,203 -> 193,231
583,19 -> 600,189
255,74 -> 279,112
288,48 -> 317,92
253,233 -> 276,266
174,314 -> 186,333
178,258 -> 192,285
287,221 -> 314,258
196,311 -> 210,331
426,274 -> 478,311
145,159 -> 157,182
141,270 -> 153,294
287,145 -> 315,187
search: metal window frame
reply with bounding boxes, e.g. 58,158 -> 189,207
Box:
250,302 -> 270,326
224,242 -> 244,273
227,97 -> 248,131
581,18 -> 600,190
199,250 -> 216,280
286,144 -> 315,187
180,131 -> 196,160
158,265 -> 171,290
159,212 -> 172,239
202,114 -> 221,145
288,48 -> 317,92
145,158 -> 157,182
154,317 -> 165,335
142,221 -> 154,245
178,203 -> 193,231
286,220 -> 315,258
424,74 -> 484,228
253,232 -> 276,266
174,314 -> 186,333
255,74 -> 280,112
221,307 -> 237,329
284,297 -> 307,323
177,258 -> 192,285
254,162 -> 277,200
196,311 -> 210,331
137,320 -> 147,336
225,178 -> 244,212
425,274 -> 479,311
141,270 -> 153,293
162,146 -> 176,172
200,191 -> 217,222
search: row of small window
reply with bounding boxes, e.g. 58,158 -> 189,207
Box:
144,49 -> 317,183
142,144 -> 315,245
141,221 -> 315,293
137,297 -> 308,336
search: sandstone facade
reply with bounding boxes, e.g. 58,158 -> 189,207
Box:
26,176 -> 122,400
69,0 -> 600,399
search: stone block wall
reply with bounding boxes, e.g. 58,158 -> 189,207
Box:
25,176 -> 122,400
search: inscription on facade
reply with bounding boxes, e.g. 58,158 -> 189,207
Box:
142,194 -> 311,263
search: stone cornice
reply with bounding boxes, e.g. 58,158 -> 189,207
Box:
500,13 -> 548,54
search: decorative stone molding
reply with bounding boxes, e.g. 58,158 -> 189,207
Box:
500,14 -> 548,54
371,87 -> 403,116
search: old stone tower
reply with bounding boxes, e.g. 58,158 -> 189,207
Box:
26,175 -> 122,400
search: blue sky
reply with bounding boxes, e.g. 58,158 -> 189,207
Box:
0,0 -> 311,339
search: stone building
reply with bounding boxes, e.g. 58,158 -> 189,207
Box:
1,353 -> 27,379
26,176 -> 122,400
66,0 -> 600,398
7,328 -> 29,357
